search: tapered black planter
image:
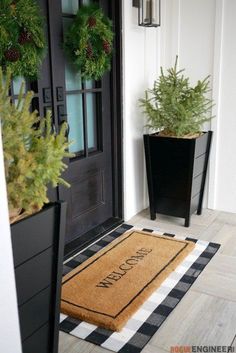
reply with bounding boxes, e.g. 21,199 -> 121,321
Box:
144,131 -> 213,227
11,202 -> 66,353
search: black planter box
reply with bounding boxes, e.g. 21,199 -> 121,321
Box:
11,202 -> 66,353
144,131 -> 213,227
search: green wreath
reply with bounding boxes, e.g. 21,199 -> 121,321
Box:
0,0 -> 46,79
64,4 -> 114,80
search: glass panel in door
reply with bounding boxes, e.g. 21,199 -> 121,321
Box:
62,0 -> 101,156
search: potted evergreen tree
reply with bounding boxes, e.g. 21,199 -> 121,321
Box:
0,68 -> 73,353
140,57 -> 214,227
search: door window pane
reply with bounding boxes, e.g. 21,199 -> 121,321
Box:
85,80 -> 94,89
65,62 -> 82,91
85,79 -> 101,89
63,18 -> 82,91
86,93 -> 98,149
67,94 -> 84,153
61,0 -> 78,14
13,76 -> 26,95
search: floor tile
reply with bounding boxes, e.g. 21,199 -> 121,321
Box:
201,253 -> 236,275
141,343 -> 169,353
59,332 -> 96,353
190,208 -> 219,227
232,336 -> 236,349
216,211 -> 236,226
192,270 -> 236,302
149,291 -> 236,350
197,219 -> 225,242
91,346 -> 113,353
211,224 -> 236,257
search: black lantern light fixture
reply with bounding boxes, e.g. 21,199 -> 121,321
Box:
133,0 -> 161,27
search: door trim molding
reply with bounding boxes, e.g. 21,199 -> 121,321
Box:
110,0 -> 123,220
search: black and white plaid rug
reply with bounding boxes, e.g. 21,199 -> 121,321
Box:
60,223 -> 220,353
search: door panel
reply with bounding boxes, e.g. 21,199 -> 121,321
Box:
48,0 -> 113,244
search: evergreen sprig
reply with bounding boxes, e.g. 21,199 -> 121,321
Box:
139,57 -> 214,137
64,4 -> 114,80
0,68 -> 73,220
0,0 -> 46,79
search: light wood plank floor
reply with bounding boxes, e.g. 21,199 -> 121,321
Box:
59,208 -> 236,353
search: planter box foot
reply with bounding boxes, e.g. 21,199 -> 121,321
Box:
184,217 -> 190,227
150,212 -> 156,221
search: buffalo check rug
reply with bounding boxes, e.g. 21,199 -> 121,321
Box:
60,224 -> 220,353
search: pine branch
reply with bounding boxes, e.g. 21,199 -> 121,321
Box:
139,56 -> 214,137
0,68 -> 75,217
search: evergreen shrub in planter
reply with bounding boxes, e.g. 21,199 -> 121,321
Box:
0,69 -> 73,353
140,57 -> 214,227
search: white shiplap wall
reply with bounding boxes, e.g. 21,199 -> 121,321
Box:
122,2 -> 159,220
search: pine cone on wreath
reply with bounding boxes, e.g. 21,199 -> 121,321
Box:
102,40 -> 111,54
18,29 -> 32,45
4,47 -> 21,62
86,43 -> 93,58
87,16 -> 97,28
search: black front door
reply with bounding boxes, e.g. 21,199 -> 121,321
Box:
46,0 -> 115,247
13,0 -> 123,252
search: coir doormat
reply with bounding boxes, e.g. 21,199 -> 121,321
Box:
60,224 -> 220,353
61,230 -> 195,331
